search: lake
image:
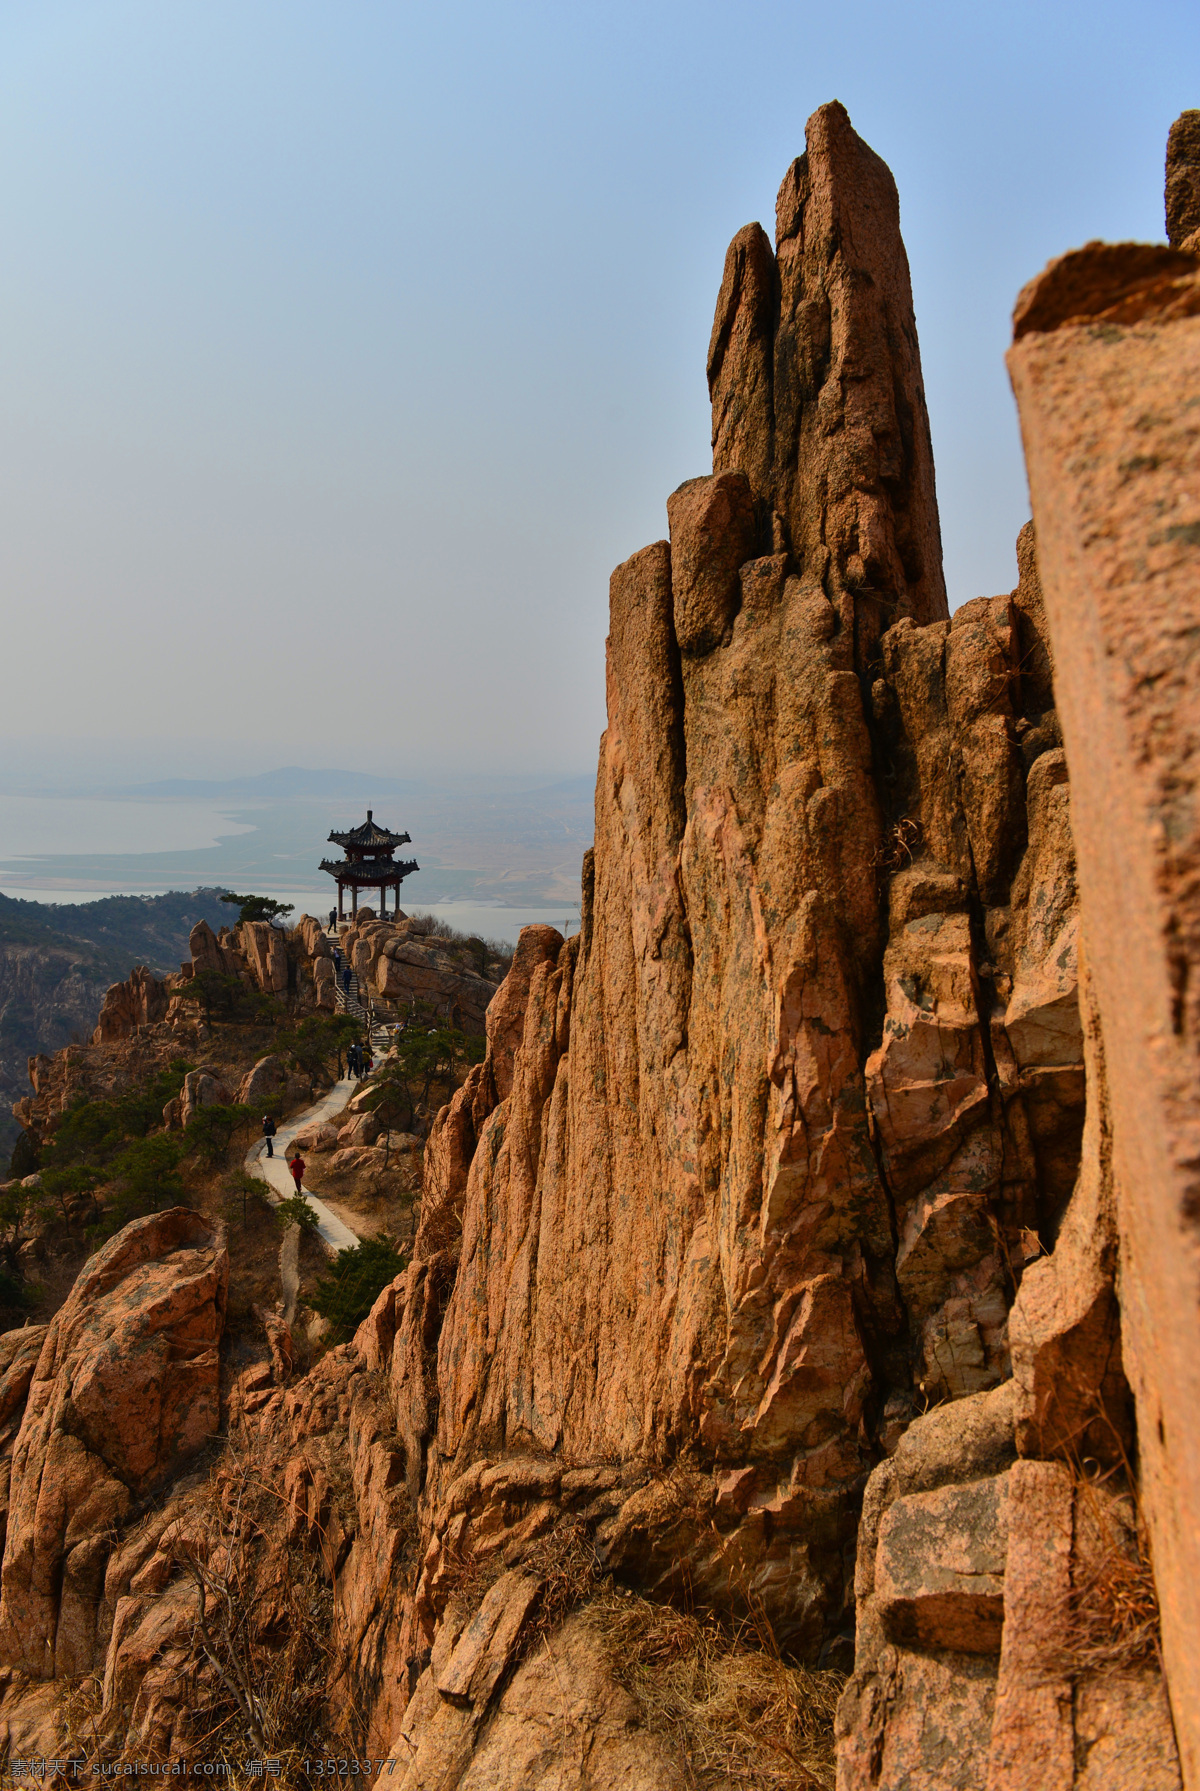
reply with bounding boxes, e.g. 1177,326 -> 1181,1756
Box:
0,788 -> 587,942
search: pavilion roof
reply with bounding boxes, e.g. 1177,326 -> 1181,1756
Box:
327,811 -> 411,851
319,856 -> 419,882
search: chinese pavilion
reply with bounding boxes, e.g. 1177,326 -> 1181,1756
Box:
320,811 -> 419,920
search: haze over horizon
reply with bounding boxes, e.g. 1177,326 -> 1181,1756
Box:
0,1 -> 1194,780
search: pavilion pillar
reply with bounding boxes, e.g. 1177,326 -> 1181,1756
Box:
352,885 -> 358,916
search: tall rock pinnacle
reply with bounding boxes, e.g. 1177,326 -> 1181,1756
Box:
708,100 -> 947,665
1166,108 -> 1200,248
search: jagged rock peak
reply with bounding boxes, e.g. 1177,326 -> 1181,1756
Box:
707,99 -> 947,665
1166,108 -> 1200,248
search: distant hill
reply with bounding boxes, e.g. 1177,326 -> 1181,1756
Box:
0,887 -> 231,1168
111,766 -> 594,802
113,767 -> 423,801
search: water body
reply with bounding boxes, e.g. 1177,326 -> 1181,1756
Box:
0,787 -> 591,936
0,793 -> 254,859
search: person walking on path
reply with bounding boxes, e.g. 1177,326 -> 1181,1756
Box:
262,1114 -> 277,1159
328,908 -> 337,931
288,1151 -> 306,1193
342,965 -> 352,997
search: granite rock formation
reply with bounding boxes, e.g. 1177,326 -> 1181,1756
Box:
0,100 -> 1196,1791
1004,212 -> 1200,1788
1167,109 -> 1200,249
0,1210 -> 226,1679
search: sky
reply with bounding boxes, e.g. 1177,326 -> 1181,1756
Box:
0,0 -> 1195,782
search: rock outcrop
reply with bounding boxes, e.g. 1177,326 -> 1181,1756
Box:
1006,208 -> 1200,1787
1167,109 -> 1200,249
92,966 -> 169,1043
388,102 -> 1085,1683
0,1209 -> 227,1678
336,912 -> 502,1030
2,99 -> 1197,1791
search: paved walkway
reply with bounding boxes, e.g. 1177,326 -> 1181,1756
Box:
246,1076 -> 362,1255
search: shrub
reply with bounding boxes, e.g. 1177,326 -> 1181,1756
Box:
112,1133 -> 184,1202
276,1012 -> 359,1081
274,1195 -> 320,1236
310,1236 -> 406,1335
183,1102 -> 253,1166
220,892 -> 295,926
8,1128 -> 40,1179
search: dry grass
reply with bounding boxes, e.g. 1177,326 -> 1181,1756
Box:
166,1439 -> 347,1776
873,816 -> 924,877
585,1591 -> 843,1791
55,1433 -> 362,1788
1052,1467 -> 1162,1678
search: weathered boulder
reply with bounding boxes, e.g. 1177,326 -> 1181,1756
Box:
178,1066 -> 231,1126
234,1053 -> 287,1107
386,1605 -> 679,1789
313,956 -> 336,1009
304,1143 -> 421,1201
237,920 -> 289,995
92,967 -> 168,1043
291,1119 -> 340,1154
294,914 -> 332,960
186,919 -> 226,978
666,469 -> 758,654
374,938 -> 498,1030
0,1209 -> 226,1677
338,1110 -> 385,1148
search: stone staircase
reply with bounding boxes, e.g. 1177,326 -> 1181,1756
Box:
328,929 -> 394,1054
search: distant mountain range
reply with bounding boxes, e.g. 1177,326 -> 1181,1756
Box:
112,766 -> 595,803
113,767 -> 425,801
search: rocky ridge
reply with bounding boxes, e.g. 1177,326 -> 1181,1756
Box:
0,100 -> 1194,1791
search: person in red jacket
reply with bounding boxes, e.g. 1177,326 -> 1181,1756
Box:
288,1152 -> 306,1193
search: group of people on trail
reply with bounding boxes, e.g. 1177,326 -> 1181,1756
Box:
332,943 -> 353,999
347,1040 -> 373,1080
261,1113 -> 305,1191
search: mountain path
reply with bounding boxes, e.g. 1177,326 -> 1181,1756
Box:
246,1075 -> 361,1255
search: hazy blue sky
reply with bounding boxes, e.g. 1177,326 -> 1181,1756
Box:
0,1 -> 1194,779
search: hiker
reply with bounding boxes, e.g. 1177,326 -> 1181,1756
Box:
342,965 -> 352,996
262,1113 -> 277,1159
288,1152 -> 306,1193
347,1041 -> 361,1078
363,1049 -> 374,1076
328,908 -> 337,931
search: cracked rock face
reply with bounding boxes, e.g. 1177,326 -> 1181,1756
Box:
0,1209 -> 227,1679
4,97 -> 1192,1791
408,102 -> 1086,1660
